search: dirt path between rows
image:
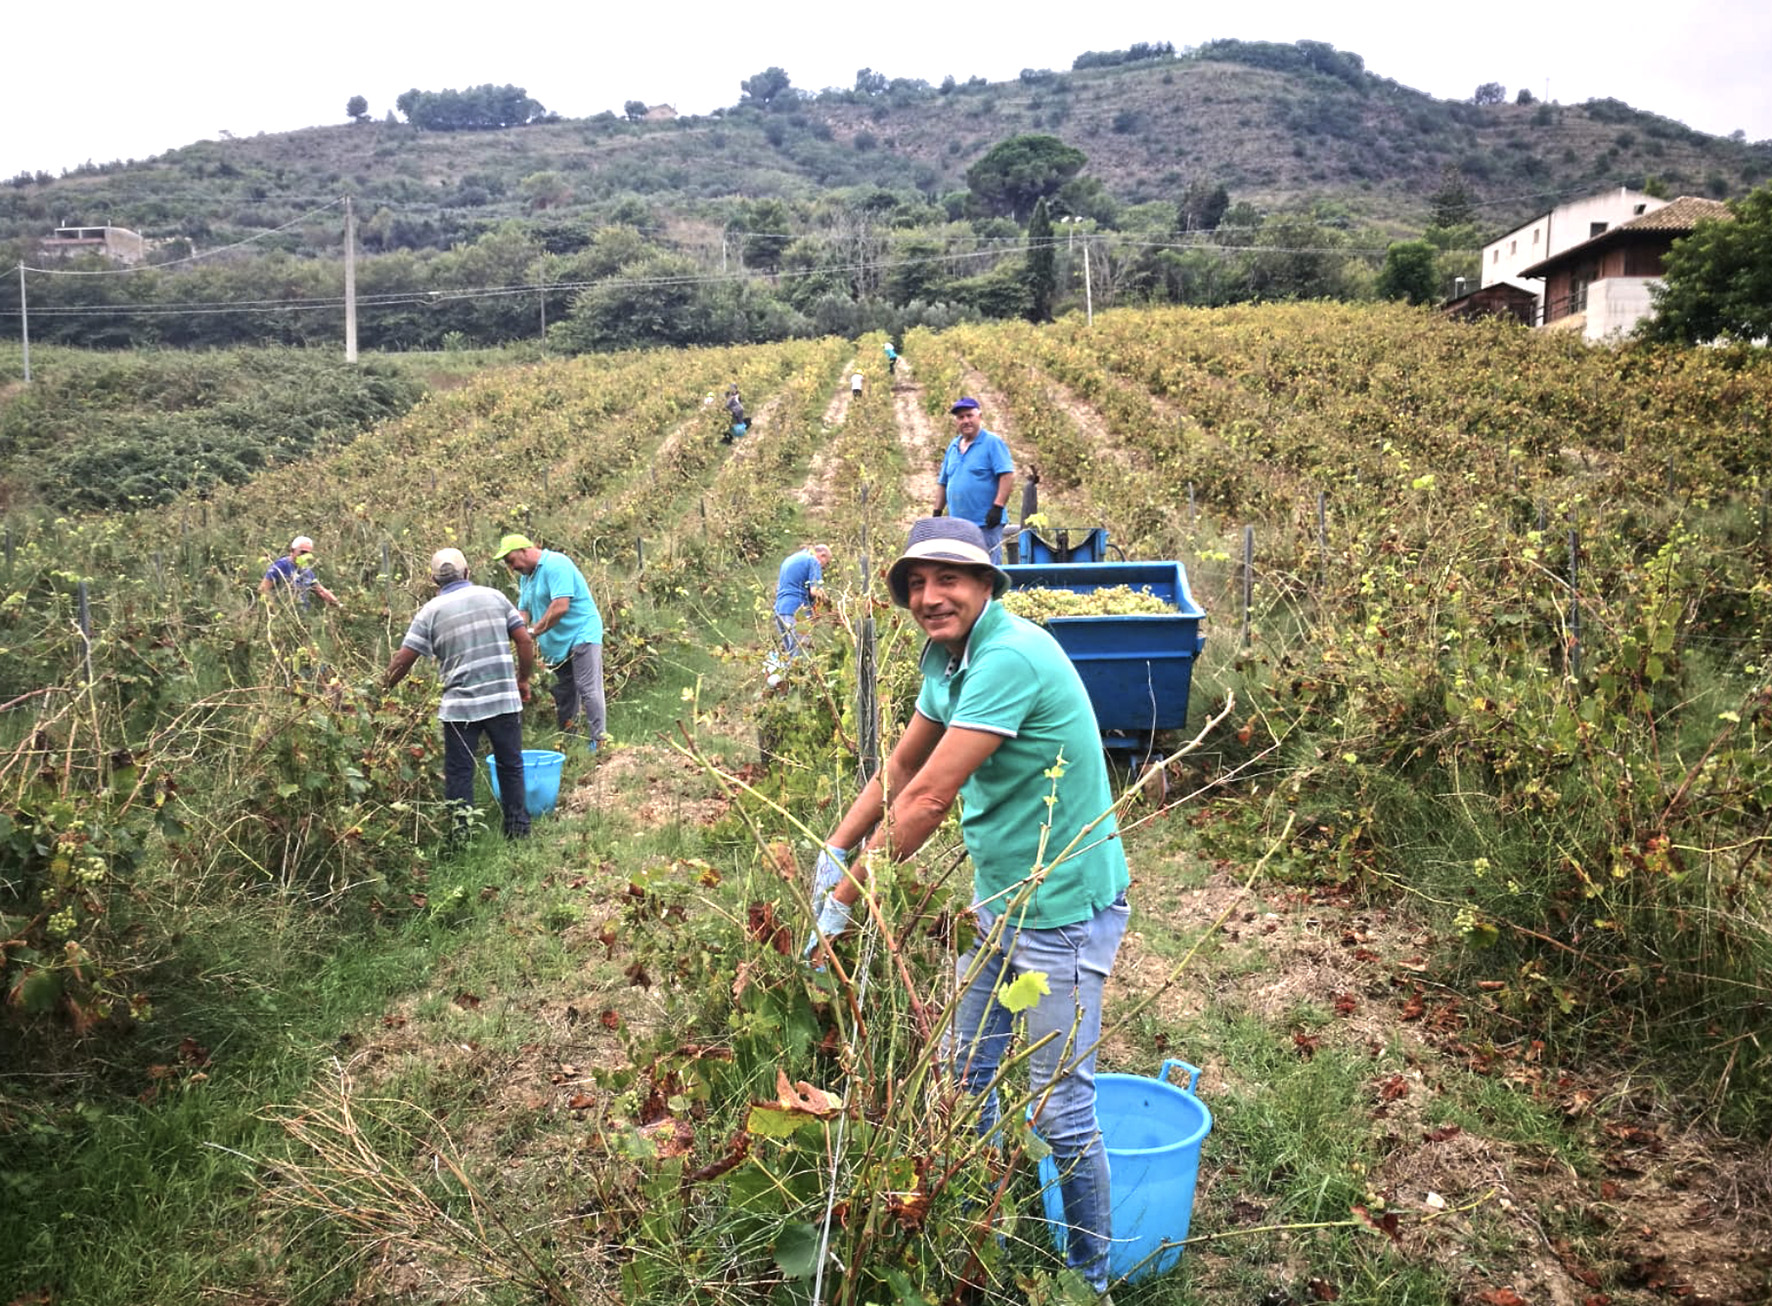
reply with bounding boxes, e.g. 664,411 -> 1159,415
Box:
891,361 -> 941,526
793,363 -> 857,519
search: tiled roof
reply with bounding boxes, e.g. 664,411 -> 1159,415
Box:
1514,197 -> 1733,277
1615,195 -> 1733,232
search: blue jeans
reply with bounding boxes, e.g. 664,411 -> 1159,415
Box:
774,610 -> 807,656
948,893 -> 1130,1291
980,523 -> 1005,565
442,711 -> 528,839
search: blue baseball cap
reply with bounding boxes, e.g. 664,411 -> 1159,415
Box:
949,396 -> 981,413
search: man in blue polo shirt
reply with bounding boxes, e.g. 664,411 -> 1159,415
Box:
773,542 -> 831,655
258,534 -> 342,610
934,396 -> 1015,564
495,534 -> 606,749
384,547 -> 536,840
807,516 -> 1130,1297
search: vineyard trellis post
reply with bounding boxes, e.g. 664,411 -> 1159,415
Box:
1316,490 -> 1328,591
152,550 -> 165,598
77,580 -> 92,685
1187,482 -> 1196,531
634,537 -> 645,571
3,523 -> 12,583
856,483 -> 879,786
1568,529 -> 1581,677
1241,525 -> 1255,651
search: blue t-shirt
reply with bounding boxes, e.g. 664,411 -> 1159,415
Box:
263,555 -> 317,605
774,550 -> 825,618
516,550 -> 603,665
914,599 -> 1128,928
938,430 -> 1014,527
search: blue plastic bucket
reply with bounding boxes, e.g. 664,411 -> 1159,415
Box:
1036,1059 -> 1212,1283
485,749 -> 565,816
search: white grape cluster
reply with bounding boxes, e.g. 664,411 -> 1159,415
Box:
1002,585 -> 1177,623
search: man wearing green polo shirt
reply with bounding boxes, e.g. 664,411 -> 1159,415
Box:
808,516 -> 1130,1297
495,534 -> 606,749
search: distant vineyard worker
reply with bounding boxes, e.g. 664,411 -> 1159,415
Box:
806,516 -> 1130,1296
722,385 -> 748,444
850,371 -> 865,397
383,548 -> 535,841
883,341 -> 898,375
773,542 -> 832,656
496,534 -> 606,750
259,535 -> 341,609
933,396 -> 1014,564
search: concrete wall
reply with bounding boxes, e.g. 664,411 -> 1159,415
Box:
1583,277 -> 1659,342
1480,188 -> 1668,291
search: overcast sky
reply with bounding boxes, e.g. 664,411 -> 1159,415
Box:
6,0 -> 1768,181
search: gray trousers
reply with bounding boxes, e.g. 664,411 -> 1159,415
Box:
550,642 -> 606,741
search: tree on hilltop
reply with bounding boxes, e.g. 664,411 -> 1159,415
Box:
346,95 -> 369,124
740,67 -> 795,109
624,100 -> 648,121
1639,186 -> 1769,344
395,84 -> 548,131
966,134 -> 1087,221
1472,82 -> 1506,106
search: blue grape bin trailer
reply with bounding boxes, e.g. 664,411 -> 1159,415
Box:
1001,559 -> 1207,754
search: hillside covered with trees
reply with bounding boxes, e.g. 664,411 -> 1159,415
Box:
2,40 -> 1768,354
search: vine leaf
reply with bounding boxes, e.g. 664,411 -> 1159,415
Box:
998,971 -> 1051,1014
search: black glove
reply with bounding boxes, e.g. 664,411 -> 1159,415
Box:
984,504 -> 1004,529
932,504 -> 945,517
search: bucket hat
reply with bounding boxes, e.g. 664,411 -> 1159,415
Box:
885,517 -> 1011,608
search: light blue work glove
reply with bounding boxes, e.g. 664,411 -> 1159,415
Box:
803,894 -> 854,962
812,843 -> 849,901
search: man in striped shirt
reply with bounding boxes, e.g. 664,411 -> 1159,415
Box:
385,548 -> 537,840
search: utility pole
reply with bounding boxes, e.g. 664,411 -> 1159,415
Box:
17,264 -> 28,384
1082,238 -> 1094,327
539,267 -> 547,337
343,196 -> 358,363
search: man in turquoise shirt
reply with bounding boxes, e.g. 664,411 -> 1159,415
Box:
495,533 -> 606,748
808,516 -> 1130,1296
